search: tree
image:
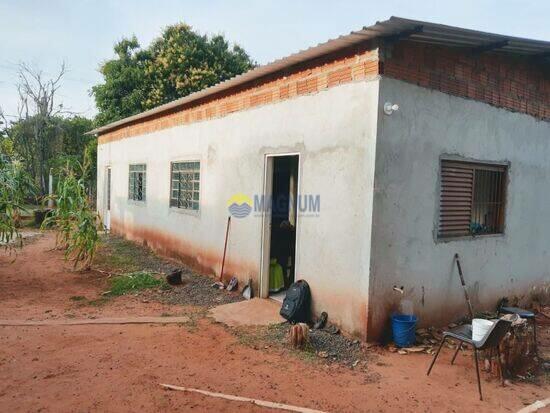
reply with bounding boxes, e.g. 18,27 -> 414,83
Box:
48,116 -> 95,173
0,63 -> 95,197
92,37 -> 151,126
93,23 -> 255,126
0,128 -> 15,165
1,63 -> 67,195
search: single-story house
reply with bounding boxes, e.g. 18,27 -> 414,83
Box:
91,17 -> 550,341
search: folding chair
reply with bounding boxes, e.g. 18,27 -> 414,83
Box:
426,319 -> 512,401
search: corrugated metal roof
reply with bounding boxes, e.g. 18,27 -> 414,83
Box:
90,16 -> 550,135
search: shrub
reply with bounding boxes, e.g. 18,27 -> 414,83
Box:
0,161 -> 35,248
42,162 -> 100,270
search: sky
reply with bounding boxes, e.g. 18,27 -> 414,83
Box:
1,0 -> 549,121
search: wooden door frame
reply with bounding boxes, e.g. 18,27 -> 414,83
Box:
259,153 -> 301,298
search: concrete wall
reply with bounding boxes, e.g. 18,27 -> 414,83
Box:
368,77 -> 550,340
97,79 -> 380,338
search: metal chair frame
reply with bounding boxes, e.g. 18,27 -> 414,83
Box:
426,319 -> 512,401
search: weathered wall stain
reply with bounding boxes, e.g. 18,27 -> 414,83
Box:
97,80 -> 381,340
111,218 -> 258,284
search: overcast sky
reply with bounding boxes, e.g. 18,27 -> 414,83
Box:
1,0 -> 548,121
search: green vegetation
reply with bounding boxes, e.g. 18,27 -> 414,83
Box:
92,23 -> 255,126
42,159 -> 100,270
93,233 -> 170,274
6,115 -> 95,196
0,161 -> 36,247
0,64 -> 95,197
108,271 -> 167,296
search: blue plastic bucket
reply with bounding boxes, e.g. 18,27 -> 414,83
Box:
391,314 -> 417,347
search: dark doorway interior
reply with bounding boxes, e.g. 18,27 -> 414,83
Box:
268,155 -> 298,300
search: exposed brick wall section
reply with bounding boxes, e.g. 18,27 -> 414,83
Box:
98,39 -> 549,144
381,40 -> 550,120
99,46 -> 380,144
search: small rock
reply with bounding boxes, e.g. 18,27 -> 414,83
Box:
398,350 -> 408,355
318,351 -> 329,358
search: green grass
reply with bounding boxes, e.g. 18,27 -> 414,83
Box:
93,234 -> 170,274
107,271 -> 167,296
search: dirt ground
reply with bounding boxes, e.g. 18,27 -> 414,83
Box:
0,232 -> 548,412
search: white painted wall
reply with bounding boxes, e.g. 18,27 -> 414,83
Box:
368,77 -> 550,339
97,80 -> 380,338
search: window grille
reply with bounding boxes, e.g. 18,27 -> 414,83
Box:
170,161 -> 200,211
438,160 -> 506,238
128,164 -> 146,202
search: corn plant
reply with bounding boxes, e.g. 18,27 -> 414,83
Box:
0,161 -> 35,249
42,162 -> 100,270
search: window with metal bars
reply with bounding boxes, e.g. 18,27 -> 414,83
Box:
128,164 -> 146,202
438,160 -> 506,239
170,161 -> 200,211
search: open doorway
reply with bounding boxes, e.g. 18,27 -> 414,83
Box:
261,155 -> 299,302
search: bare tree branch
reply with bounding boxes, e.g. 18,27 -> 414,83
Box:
7,62 -> 68,194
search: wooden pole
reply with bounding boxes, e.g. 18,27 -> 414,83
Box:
219,216 -> 231,281
454,253 -> 474,320
159,383 -> 328,413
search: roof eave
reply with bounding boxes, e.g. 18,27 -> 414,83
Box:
89,16 -> 550,136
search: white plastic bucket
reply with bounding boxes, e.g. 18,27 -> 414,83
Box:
472,318 -> 494,341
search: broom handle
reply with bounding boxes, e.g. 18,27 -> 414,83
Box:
455,253 -> 474,320
220,216 -> 231,281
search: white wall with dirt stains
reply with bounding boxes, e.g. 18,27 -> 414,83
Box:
97,79 -> 380,339
368,77 -> 550,340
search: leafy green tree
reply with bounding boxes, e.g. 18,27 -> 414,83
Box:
0,63 -> 93,196
93,23 -> 255,126
49,116 -> 95,173
8,116 -> 63,194
7,115 -> 94,196
92,37 -> 152,126
0,131 -> 15,165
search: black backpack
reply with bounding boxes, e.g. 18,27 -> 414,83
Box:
280,280 -> 311,323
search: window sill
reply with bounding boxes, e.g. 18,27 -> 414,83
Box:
128,200 -> 146,206
169,206 -> 200,218
436,233 -> 505,243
